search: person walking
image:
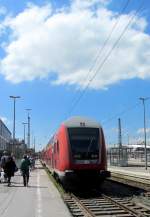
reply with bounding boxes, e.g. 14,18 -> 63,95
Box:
0,151 -> 9,182
4,154 -> 16,186
20,155 -> 31,186
29,157 -> 35,170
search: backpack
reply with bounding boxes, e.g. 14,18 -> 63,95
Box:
20,159 -> 30,171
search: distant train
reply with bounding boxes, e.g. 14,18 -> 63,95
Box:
41,116 -> 110,186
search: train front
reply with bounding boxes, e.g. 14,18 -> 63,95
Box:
64,117 -> 110,185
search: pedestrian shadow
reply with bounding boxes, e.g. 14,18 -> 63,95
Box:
6,185 -> 48,188
36,167 -> 44,169
11,181 -> 22,184
26,185 -> 48,188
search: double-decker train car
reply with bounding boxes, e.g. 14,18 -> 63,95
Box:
41,116 -> 110,185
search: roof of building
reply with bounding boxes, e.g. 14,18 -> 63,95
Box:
0,119 -> 11,135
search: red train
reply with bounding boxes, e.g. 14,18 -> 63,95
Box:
41,116 -> 110,186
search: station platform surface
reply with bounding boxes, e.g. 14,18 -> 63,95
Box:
109,165 -> 150,179
0,161 -> 71,217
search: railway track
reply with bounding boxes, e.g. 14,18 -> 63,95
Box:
43,162 -> 150,216
109,171 -> 150,191
63,193 -> 150,217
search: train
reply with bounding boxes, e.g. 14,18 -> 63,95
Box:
41,116 -> 110,187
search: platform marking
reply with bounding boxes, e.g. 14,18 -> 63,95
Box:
36,171 -> 42,217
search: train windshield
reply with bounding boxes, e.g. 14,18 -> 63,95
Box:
68,128 -> 100,163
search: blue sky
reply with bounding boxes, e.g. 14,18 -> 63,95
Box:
0,0 -> 150,150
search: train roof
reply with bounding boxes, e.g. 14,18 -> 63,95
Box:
63,116 -> 101,128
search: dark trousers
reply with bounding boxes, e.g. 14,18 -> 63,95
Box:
8,176 -> 11,183
22,170 -> 29,186
7,176 -> 11,186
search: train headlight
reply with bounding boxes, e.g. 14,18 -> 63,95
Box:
74,154 -> 81,159
91,154 -> 98,158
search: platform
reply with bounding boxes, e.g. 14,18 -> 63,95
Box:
108,165 -> 150,191
109,165 -> 150,179
0,161 -> 71,217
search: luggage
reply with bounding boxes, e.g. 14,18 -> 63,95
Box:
0,171 -> 5,183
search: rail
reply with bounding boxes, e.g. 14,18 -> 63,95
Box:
63,193 -> 150,217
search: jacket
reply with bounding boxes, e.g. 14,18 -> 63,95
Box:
4,156 -> 16,177
20,158 -> 31,171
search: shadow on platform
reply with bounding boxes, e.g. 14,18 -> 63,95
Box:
4,184 -> 48,188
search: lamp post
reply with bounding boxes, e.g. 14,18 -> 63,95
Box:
26,109 -> 32,149
22,122 -> 28,145
9,96 -> 21,153
127,134 -> 130,146
34,136 -> 35,153
139,97 -> 150,170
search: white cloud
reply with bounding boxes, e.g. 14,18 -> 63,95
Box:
0,1 -> 150,89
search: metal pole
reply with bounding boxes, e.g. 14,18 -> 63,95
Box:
13,98 -> 16,142
118,118 -> 122,148
139,97 -> 150,170
143,100 -> 147,170
34,137 -> 35,153
118,118 -> 122,164
22,123 -> 27,145
23,124 -> 26,144
127,134 -> 129,146
27,111 -> 29,148
26,109 -> 31,149
10,96 -> 20,153
28,114 -> 29,148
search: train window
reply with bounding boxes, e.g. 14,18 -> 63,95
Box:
68,127 -> 100,161
57,140 -> 59,153
54,143 -> 56,153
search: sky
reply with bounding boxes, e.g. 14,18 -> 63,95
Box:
0,0 -> 150,151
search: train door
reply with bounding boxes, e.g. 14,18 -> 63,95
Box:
52,146 -> 54,168
53,140 -> 59,168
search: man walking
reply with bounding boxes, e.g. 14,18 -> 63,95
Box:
20,155 -> 31,186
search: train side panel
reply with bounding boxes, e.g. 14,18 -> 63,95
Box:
99,127 -> 107,171
54,126 -> 70,171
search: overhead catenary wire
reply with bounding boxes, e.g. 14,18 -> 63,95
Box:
46,1 -> 145,143
104,100 -> 149,146
101,102 -> 140,125
66,1 -> 144,117
81,0 -> 132,86
68,0 -> 131,114
47,1 -> 133,139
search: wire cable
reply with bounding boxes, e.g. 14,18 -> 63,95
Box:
68,0 -> 131,112
101,102 -> 140,125
66,1 -> 144,117
46,1 -> 145,143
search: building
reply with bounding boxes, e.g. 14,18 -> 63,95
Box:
0,119 -> 11,152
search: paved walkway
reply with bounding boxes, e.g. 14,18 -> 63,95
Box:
109,165 -> 150,178
0,161 -> 71,217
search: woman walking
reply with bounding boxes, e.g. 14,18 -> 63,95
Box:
4,155 -> 16,186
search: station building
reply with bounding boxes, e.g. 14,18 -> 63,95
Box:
0,118 -> 11,152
